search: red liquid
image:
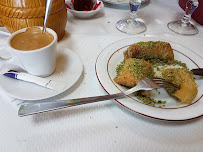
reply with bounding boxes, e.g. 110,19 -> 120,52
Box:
73,0 -> 94,11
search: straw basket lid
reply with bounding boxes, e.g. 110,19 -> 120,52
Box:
0,0 -> 67,40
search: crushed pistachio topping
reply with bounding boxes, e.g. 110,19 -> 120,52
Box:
115,59 -> 154,79
136,41 -> 169,50
146,59 -> 187,68
161,68 -> 183,95
126,59 -> 154,79
162,68 -> 183,86
134,91 -> 167,107
116,60 -> 125,76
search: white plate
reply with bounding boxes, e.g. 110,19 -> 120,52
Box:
0,46 -> 83,100
95,37 -> 203,121
101,0 -> 149,5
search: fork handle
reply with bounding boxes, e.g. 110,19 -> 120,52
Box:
18,92 -> 126,116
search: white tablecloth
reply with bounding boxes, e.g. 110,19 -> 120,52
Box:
0,0 -> 202,151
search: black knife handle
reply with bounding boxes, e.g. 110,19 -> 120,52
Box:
191,68 -> 203,76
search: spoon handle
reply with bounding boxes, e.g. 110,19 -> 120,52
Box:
43,0 -> 53,33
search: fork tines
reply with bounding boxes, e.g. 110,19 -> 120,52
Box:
150,77 -> 178,89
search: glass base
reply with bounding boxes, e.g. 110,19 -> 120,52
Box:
116,19 -> 147,34
167,20 -> 198,35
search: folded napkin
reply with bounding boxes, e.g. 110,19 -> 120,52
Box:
0,68 -> 67,92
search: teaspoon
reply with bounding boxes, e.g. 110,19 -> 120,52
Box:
42,0 -> 53,33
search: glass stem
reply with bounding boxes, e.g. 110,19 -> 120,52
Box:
129,12 -> 137,22
128,0 -> 141,23
181,0 -> 198,25
181,14 -> 191,25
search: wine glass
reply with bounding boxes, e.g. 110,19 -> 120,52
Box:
167,0 -> 199,35
116,0 -> 147,34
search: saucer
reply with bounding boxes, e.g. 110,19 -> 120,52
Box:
66,1 -> 104,18
0,46 -> 83,100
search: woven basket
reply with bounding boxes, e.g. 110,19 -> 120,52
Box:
0,0 -> 67,40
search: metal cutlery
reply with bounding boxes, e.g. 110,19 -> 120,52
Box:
42,0 -> 53,33
18,77 -> 175,116
191,68 -> 203,76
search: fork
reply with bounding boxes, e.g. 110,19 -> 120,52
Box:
18,77 -> 174,116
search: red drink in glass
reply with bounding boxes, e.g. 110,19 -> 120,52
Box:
73,0 -> 94,11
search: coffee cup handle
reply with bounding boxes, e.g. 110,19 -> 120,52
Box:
0,45 -> 12,60
0,45 -> 26,70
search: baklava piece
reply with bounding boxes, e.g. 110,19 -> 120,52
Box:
124,41 -> 174,60
114,58 -> 154,88
162,68 -> 198,104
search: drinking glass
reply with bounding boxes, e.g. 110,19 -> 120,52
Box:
167,0 -> 199,35
116,0 -> 147,34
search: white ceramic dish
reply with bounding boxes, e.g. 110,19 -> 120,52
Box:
66,1 -> 104,18
0,46 -> 83,100
95,37 -> 203,121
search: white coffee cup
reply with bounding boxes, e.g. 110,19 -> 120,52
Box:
7,27 -> 57,77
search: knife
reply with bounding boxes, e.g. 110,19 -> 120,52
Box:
191,68 -> 203,80
191,68 -> 203,76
